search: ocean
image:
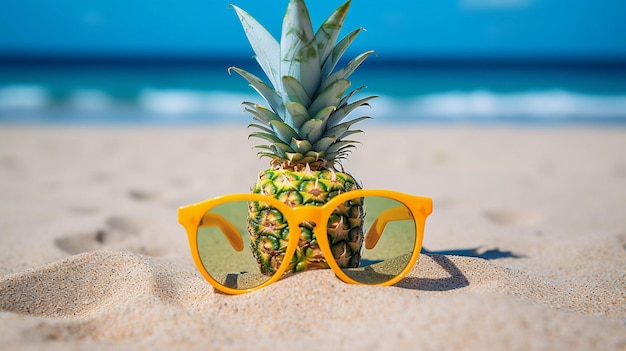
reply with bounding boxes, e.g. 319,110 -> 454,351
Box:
1,58 -> 625,125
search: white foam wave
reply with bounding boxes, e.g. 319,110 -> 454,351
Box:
0,85 -> 50,110
136,88 -> 626,121
138,89 -> 257,117
2,86 -> 625,123
367,90 -> 626,121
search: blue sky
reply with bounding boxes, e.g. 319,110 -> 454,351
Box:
1,0 -> 625,60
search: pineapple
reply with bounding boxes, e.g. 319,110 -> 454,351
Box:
231,0 -> 376,275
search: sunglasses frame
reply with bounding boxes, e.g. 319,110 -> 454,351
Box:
178,189 -> 432,294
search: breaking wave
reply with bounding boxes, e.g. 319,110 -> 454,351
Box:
0,85 -> 50,110
369,90 -> 626,122
1,85 -> 625,124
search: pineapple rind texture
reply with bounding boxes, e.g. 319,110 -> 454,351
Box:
248,168 -> 364,275
231,0 -> 376,166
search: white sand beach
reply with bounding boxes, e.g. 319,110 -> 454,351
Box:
0,125 -> 625,350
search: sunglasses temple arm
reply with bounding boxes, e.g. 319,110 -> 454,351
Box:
364,206 -> 413,249
199,213 -> 245,251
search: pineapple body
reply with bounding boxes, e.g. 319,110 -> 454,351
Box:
248,165 -> 364,275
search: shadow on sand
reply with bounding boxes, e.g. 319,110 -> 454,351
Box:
421,247 -> 525,260
395,247 -> 525,292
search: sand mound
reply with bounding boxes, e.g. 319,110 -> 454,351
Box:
0,251 -> 212,319
1,250 -> 624,350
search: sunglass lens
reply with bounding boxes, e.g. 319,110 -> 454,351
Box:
333,196 -> 417,285
197,200 -> 287,290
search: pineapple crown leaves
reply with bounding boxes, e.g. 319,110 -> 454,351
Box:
229,0 -> 377,166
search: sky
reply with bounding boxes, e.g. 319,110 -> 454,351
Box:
1,0 -> 625,60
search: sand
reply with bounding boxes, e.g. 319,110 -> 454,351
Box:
0,124 -> 625,350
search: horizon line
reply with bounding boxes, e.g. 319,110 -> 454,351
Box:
1,53 -> 626,70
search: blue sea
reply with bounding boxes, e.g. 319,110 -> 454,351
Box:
1,58 -> 625,125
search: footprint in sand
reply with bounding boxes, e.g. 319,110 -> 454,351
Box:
89,171 -> 111,183
54,216 -> 164,256
69,205 -> 101,215
0,155 -> 19,170
611,164 -> 626,178
128,189 -> 161,201
483,210 -> 543,227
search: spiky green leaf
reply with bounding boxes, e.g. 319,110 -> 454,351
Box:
290,138 -> 313,154
282,76 -> 312,107
249,131 -> 286,146
229,67 -> 284,117
243,102 -> 282,126
321,50 -> 374,91
315,1 -> 351,66
321,27 -> 363,78
248,123 -> 275,134
269,142 -> 294,156
254,145 -> 286,159
257,152 -> 282,160
326,141 -> 359,160
338,86 -> 366,108
328,95 -> 377,127
231,5 -> 280,90
309,79 -> 351,117
304,150 -> 323,160
301,154 -> 322,163
312,136 -> 336,151
300,119 -> 324,144
326,116 -> 371,139
281,0 -> 321,98
285,101 -> 310,130
313,105 -> 336,123
285,152 -> 305,163
269,120 -> 300,144
252,144 -> 272,151
326,140 -> 360,155
336,129 -> 364,140
253,143 -> 293,158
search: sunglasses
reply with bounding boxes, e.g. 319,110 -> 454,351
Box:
178,189 -> 432,294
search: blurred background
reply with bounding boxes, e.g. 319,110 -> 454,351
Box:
1,0 -> 625,124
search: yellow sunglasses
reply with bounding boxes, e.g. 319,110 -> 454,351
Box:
178,190 -> 432,294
